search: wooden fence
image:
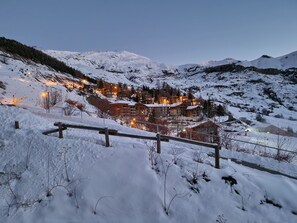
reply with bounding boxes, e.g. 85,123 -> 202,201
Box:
43,122 -> 221,168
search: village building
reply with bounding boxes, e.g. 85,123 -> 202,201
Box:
180,120 -> 220,144
186,104 -> 202,117
169,103 -> 183,116
110,101 -> 136,117
145,104 -> 170,117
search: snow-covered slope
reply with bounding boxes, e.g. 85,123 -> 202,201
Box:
1,46 -> 297,133
200,51 -> 297,70
239,51 -> 297,70
0,50 -> 95,114
200,58 -> 240,67
1,105 -> 297,223
1,41 -> 297,222
46,50 -> 177,86
45,49 -> 297,125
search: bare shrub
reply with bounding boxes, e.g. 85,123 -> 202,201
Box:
93,196 -> 113,215
145,141 -> 160,172
220,131 -> 233,150
63,104 -> 76,116
160,158 -> 188,215
169,147 -> 184,166
49,89 -> 62,107
193,151 -> 208,163
273,151 -> 296,163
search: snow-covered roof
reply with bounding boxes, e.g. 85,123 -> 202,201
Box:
186,120 -> 220,129
186,105 -> 199,110
144,103 -> 170,108
144,102 -> 182,108
111,100 -> 136,106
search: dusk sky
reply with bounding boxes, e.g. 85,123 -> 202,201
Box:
0,0 -> 296,65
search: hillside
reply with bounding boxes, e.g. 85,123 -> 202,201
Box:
0,37 -> 86,80
45,49 -> 297,132
1,105 -> 297,223
1,37 -> 297,133
1,38 -> 297,222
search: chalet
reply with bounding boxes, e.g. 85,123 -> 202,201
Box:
179,96 -> 188,102
186,104 -> 202,117
86,95 -> 111,114
158,96 -> 170,104
180,120 -> 220,144
110,101 -> 136,117
169,96 -> 179,104
178,101 -> 192,116
142,95 -> 154,104
135,103 -> 149,117
169,103 -> 182,116
146,104 -> 170,117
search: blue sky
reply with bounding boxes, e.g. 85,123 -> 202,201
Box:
0,0 -> 296,65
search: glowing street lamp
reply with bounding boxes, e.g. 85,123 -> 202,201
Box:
41,92 -> 47,98
41,91 -> 50,112
130,118 -> 136,127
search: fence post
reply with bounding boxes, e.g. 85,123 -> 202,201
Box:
156,134 -> 161,154
215,145 -> 220,169
105,128 -> 110,147
58,122 -> 63,138
15,121 -> 20,129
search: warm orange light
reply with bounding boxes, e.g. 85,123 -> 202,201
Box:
44,81 -> 57,86
82,79 -> 88,84
41,92 -> 47,97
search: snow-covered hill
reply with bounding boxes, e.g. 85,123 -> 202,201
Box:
0,50 -> 95,115
45,49 -> 297,128
46,50 -> 177,86
1,105 -> 297,223
1,40 -> 297,222
239,51 -> 297,70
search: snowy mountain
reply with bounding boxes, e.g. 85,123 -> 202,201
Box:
239,51 -> 297,70
46,50 -> 177,86
45,49 -> 297,127
1,39 -> 297,222
0,49 -> 93,112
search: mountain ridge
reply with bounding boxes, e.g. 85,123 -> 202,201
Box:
0,38 -> 296,129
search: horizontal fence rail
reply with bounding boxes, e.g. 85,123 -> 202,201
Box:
161,135 -> 220,169
43,122 -> 221,168
228,137 -> 297,155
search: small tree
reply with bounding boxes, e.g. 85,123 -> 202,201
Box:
256,113 -> 265,122
216,104 -> 225,116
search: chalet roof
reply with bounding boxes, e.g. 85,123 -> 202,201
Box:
144,103 -> 171,108
170,102 -> 183,107
144,102 -> 182,108
110,100 -> 136,106
186,105 -> 200,110
187,120 -> 220,129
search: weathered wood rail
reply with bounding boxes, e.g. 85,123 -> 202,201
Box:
43,122 -> 220,168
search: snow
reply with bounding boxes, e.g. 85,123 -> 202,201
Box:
200,51 -> 297,70
186,105 -> 199,110
1,47 -> 297,222
1,105 -> 297,223
200,58 -> 239,67
42,49 -> 297,128
45,50 -> 177,86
